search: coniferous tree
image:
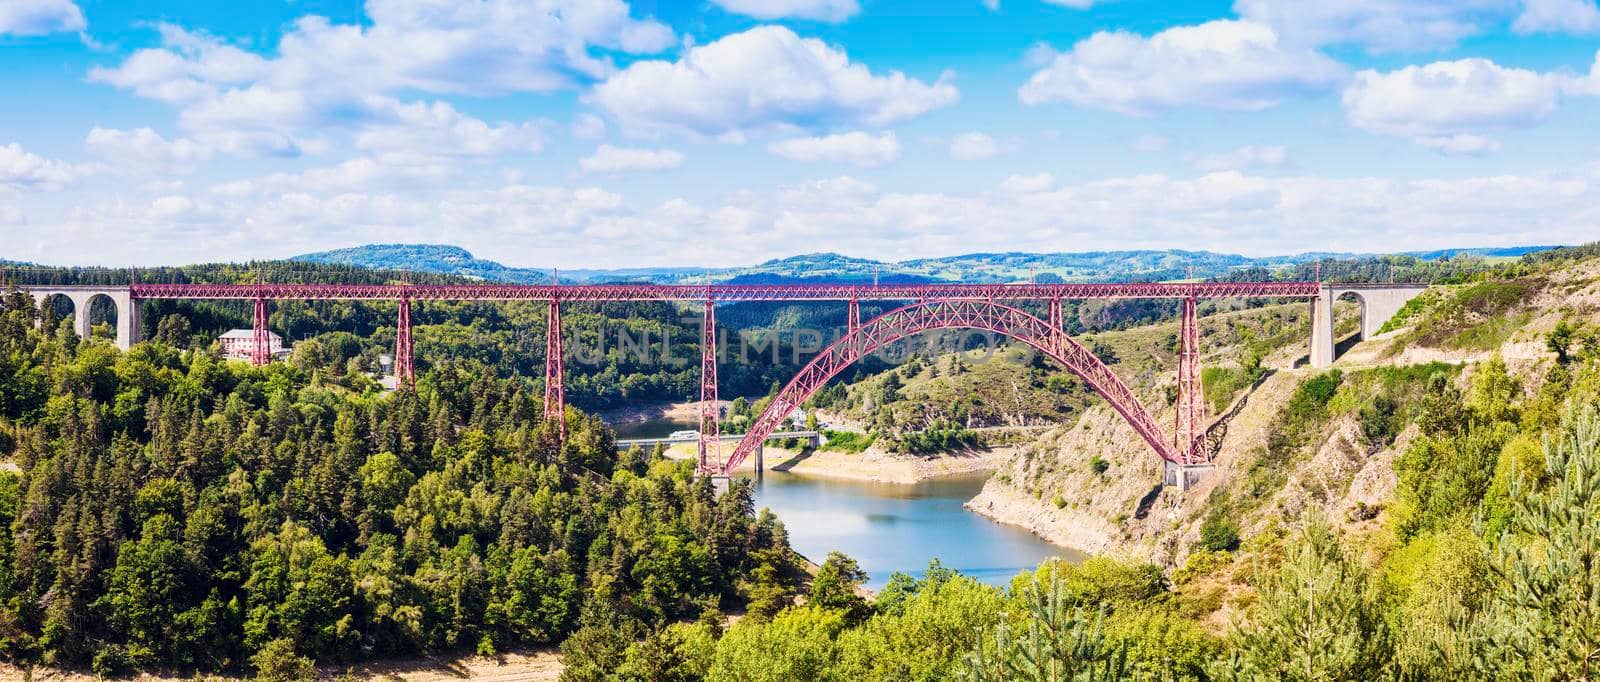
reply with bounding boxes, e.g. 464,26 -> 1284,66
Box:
1213,514 -> 1390,681
1475,405 -> 1600,680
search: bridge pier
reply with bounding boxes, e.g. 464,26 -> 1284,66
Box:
698,300 -> 721,474
754,443 -> 763,481
545,300 -> 565,440
1164,461 -> 1213,491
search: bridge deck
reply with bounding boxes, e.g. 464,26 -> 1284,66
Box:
115,281 -> 1322,302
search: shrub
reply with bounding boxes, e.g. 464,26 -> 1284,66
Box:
252,638 -> 315,682
1199,515 -> 1240,552
820,429 -> 876,454
1089,455 -> 1110,475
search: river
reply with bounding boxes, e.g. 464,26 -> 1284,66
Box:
742,471 -> 1082,590
610,413 -> 1079,590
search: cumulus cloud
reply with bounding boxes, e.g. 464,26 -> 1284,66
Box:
572,113 -> 607,141
24,161 -> 1600,267
89,1 -> 671,155
354,99 -> 546,159
1515,0 -> 1600,34
210,157 -> 457,197
590,26 -> 959,138
1416,134 -> 1502,155
578,144 -> 686,174
1018,20 -> 1346,115
1341,57 -> 1600,152
1233,0 -> 1517,52
1131,134 -> 1170,152
1192,145 -> 1288,171
768,131 -> 901,167
0,143 -> 94,190
948,132 -> 1007,160
0,0 -> 84,36
711,0 -> 859,22
84,127 -> 213,168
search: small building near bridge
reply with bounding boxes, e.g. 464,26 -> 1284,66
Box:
219,329 -> 290,362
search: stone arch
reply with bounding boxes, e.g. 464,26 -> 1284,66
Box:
85,292 -> 120,341
718,300 -> 1191,475
1335,290 -> 1369,340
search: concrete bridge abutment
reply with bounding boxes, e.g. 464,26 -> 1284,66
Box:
1310,284 -> 1428,368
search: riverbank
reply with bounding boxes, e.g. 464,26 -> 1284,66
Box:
661,442 -> 1015,484
963,478 -> 1123,557
598,399 -> 718,425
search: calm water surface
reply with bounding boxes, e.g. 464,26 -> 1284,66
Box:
611,416 -> 697,439
743,471 -> 1082,590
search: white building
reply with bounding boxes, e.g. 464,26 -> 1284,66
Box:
219,329 -> 290,361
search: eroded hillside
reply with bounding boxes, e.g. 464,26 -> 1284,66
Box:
960,247 -> 1600,632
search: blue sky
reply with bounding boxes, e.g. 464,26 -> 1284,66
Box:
2,0 -> 1599,268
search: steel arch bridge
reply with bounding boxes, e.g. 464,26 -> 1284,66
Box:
7,279 -> 1355,485
721,300 -> 1199,475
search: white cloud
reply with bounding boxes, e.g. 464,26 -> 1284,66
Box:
1131,134 -> 1170,152
948,132 -> 1007,160
1193,145 -> 1288,171
711,0 -> 860,22
1233,0 -> 1517,52
998,173 -> 1057,194
210,157 -> 457,197
572,113 -> 607,141
89,1 -> 672,154
1018,20 -> 1346,115
768,131 -> 902,167
354,99 -> 546,158
25,162 -> 1600,268
1341,58 -> 1589,152
0,0 -> 84,36
1417,134 -> 1502,155
84,127 -> 213,168
1041,0 -> 1097,7
0,143 -> 93,190
578,144 -> 685,174
1516,0 -> 1600,33
590,26 -> 959,138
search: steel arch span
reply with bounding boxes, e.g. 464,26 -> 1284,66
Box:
716,300 -> 1198,475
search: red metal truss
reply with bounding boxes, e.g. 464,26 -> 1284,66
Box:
723,300 -> 1202,474
395,298 -> 414,388
545,301 -> 565,440
1176,297 -> 1201,459
697,301 -> 721,474
130,281 -> 1320,303
251,297 -> 270,367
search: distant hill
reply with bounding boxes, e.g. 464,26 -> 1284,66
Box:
291,243 -> 1566,285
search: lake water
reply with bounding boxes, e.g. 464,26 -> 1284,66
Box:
744,471 -> 1082,590
612,416 -> 698,439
